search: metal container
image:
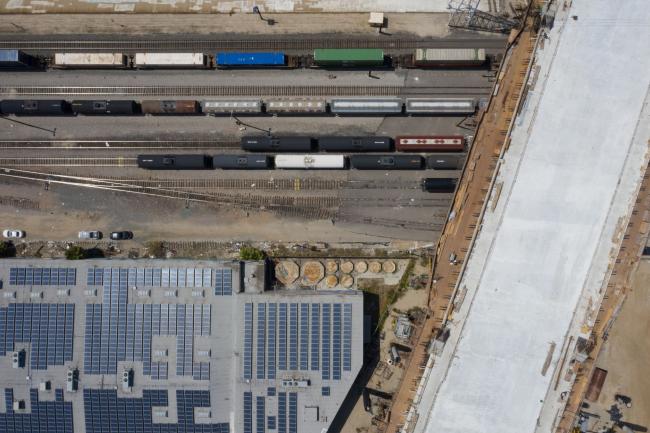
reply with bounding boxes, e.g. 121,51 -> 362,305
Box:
54,53 -> 128,68
414,48 -> 486,67
350,154 -> 423,170
405,98 -> 476,114
241,136 -> 314,152
201,100 -> 262,114
421,178 -> 457,193
140,100 -> 199,115
426,155 -> 462,170
396,135 -> 465,152
0,50 -> 38,69
71,100 -> 137,115
212,154 -> 271,169
0,99 -> 69,116
330,98 -> 403,114
134,53 -> 207,68
313,49 -> 384,67
319,136 -> 391,152
275,154 -> 346,169
216,52 -> 285,67
265,99 -> 326,114
137,154 -> 210,170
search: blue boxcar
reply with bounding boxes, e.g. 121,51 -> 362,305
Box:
0,50 -> 38,69
216,52 -> 285,67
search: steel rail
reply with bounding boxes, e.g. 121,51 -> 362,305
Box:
0,157 -> 137,167
0,85 -> 490,97
0,140 -> 240,149
0,37 -> 507,51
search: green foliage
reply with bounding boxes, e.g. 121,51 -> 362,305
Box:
0,241 -> 16,258
239,246 -> 266,261
146,241 -> 166,258
65,245 -> 87,260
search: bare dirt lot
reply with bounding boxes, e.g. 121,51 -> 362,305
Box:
584,259 -> 650,432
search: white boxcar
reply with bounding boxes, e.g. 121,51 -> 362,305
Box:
201,100 -> 262,114
134,53 -> 206,68
266,99 -> 327,113
275,154 -> 345,169
405,98 -> 476,114
330,98 -> 403,114
414,48 -> 486,66
54,53 -> 128,68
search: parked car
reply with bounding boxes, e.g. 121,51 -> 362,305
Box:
110,231 -> 133,240
2,229 -> 25,239
78,231 -> 102,239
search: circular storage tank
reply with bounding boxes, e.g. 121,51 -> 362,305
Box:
325,275 -> 338,288
326,261 -> 339,274
340,274 -> 354,288
355,261 -> 368,273
382,260 -> 396,273
275,261 -> 299,285
369,261 -> 382,273
340,261 -> 354,274
301,261 -> 325,286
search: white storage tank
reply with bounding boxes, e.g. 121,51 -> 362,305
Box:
274,154 -> 345,169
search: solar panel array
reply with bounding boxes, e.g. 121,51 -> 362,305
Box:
214,269 -> 233,296
0,304 -> 74,369
83,268 -> 211,378
288,393 -> 298,433
243,392 -> 252,433
9,267 -> 76,286
256,397 -> 265,433
0,388 -> 73,433
241,302 -> 353,381
86,267 -> 225,289
83,389 -> 229,433
277,393 -> 286,433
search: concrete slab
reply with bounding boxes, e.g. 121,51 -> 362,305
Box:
413,1 -> 650,433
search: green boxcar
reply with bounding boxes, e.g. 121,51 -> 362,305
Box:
313,49 -> 384,67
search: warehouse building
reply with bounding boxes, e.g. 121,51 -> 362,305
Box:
0,259 -> 364,433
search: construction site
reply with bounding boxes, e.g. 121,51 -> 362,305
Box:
0,1 -> 649,433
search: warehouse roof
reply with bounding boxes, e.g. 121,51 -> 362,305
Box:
0,259 -> 363,433
415,1 -> 650,433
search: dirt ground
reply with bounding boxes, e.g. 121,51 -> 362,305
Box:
584,259 -> 650,432
0,13 -> 452,37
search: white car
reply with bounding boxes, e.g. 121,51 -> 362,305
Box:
2,229 -> 25,239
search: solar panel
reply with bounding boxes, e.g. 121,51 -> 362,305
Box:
187,268 -> 195,288
170,268 -> 178,287
257,303 -> 266,379
288,393 -> 298,433
333,304 -> 342,380
178,268 -> 187,287
322,387 -> 331,396
322,304 -> 331,380
268,416 -> 277,431
277,393 -> 287,433
194,268 -> 202,287
268,304 -> 277,380
0,387 -> 74,433
243,392 -> 253,433
8,267 -> 76,286
223,269 -> 233,295
162,268 -> 170,287
243,303 -> 253,380
215,269 -> 223,295
300,304 -> 309,371
289,303 -> 298,370
344,303 -> 352,371
257,396 -> 266,433
202,268 -> 211,287
310,304 -> 320,371
202,305 -> 211,336
278,304 -> 287,371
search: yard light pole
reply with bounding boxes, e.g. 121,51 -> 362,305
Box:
0,115 -> 56,136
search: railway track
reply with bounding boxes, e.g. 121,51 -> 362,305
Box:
0,37 -> 507,52
0,85 -> 490,97
0,140 -> 240,149
0,157 -> 138,167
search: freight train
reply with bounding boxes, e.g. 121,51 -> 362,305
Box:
137,153 -> 443,171
0,48 -> 488,70
136,135 -> 467,170
0,97 -> 478,116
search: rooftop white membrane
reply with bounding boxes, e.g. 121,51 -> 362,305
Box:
419,1 -> 650,433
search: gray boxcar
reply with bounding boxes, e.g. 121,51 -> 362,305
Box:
212,154 -> 271,169
350,154 -> 423,170
319,136 -> 391,152
330,98 -> 403,114
241,136 -> 314,152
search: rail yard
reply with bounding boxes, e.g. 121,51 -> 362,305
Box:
1,2 -> 649,433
